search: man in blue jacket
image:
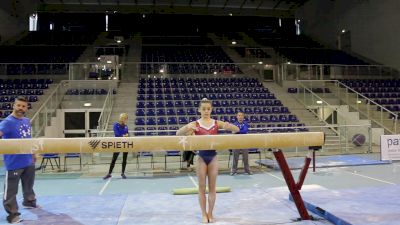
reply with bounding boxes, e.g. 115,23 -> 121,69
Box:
231,112 -> 252,175
0,96 -> 38,224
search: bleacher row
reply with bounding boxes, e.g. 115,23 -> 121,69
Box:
341,79 -> 400,113
341,79 -> 400,87
288,87 -> 331,93
5,64 -> 68,75
140,46 -> 239,74
0,79 -> 51,119
0,78 -> 53,85
66,89 -> 109,95
140,63 -> 240,75
0,46 -> 84,75
135,77 -> 303,133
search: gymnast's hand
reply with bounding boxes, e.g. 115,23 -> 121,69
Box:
186,123 -> 198,135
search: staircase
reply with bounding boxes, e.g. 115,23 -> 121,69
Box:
26,83 -> 59,118
207,33 -> 260,76
121,36 -> 142,83
265,82 -> 341,152
107,83 -> 138,131
326,82 -> 397,134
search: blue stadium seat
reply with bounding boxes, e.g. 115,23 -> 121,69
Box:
135,118 -> 145,126
166,101 -> 174,108
177,108 -> 186,115
188,116 -> 197,122
250,115 -> 260,123
216,108 -> 225,115
156,108 -> 166,116
244,108 -> 253,114
156,94 -> 164,100
175,101 -> 184,107
213,100 -> 221,107
145,95 -> 155,101
173,94 -> 182,100
156,101 -> 165,108
158,126 -> 169,136
165,108 -> 175,116
136,109 -> 145,116
146,117 -> 156,125
134,127 -> 145,136
187,108 -> 197,115
260,115 -> 269,123
146,109 -> 156,116
178,117 -> 188,124
184,101 -> 193,107
168,117 -> 178,125
146,102 -> 155,108
157,117 -> 167,125
164,94 -> 173,100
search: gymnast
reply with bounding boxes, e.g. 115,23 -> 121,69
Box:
177,98 -> 239,223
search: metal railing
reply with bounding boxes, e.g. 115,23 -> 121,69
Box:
295,81 -> 375,152
67,62 -> 267,80
31,83 -> 63,138
278,63 -> 397,84
30,80 -> 117,137
96,88 -> 114,137
0,63 -> 70,76
296,81 -> 358,130
297,80 -> 398,134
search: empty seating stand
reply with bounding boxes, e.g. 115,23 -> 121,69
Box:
0,79 -> 51,119
341,79 -> 400,117
135,77 -> 305,134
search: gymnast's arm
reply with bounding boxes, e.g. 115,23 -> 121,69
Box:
0,130 -> 3,138
217,121 -> 240,133
176,122 -> 197,136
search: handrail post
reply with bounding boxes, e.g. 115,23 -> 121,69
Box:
368,125 -> 372,153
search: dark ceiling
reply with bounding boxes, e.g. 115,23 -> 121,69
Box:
36,0 -> 310,17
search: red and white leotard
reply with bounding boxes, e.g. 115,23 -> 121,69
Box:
194,119 -> 218,165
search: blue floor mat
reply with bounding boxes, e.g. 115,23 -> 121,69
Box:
0,188 -> 326,225
257,154 -> 391,170
296,185 -> 400,225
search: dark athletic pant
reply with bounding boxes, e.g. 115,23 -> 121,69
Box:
108,152 -> 128,174
3,164 -> 36,220
231,149 -> 250,173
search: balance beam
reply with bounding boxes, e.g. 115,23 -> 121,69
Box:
0,132 -> 324,154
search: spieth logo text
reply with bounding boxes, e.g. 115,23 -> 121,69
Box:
88,140 -> 134,150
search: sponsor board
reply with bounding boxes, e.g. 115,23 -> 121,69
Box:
380,135 -> 400,160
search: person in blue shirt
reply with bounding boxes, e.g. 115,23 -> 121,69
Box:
0,96 -> 38,224
231,111 -> 252,175
103,113 -> 129,180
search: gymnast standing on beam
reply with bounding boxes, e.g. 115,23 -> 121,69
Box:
177,98 -> 239,223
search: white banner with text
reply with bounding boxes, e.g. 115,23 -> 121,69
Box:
380,135 -> 400,160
